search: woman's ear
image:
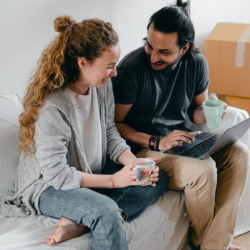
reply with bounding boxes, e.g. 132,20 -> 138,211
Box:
77,57 -> 88,69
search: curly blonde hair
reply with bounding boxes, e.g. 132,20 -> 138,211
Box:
19,15 -> 118,155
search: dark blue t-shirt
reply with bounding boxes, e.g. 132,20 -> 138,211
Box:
112,47 -> 209,151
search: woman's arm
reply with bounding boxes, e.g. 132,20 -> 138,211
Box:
78,160 -> 148,188
117,149 -> 136,165
78,172 -> 113,188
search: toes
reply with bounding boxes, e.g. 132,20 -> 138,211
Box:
46,233 -> 57,245
46,237 -> 53,245
54,233 -> 62,244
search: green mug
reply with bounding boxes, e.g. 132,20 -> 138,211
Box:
202,99 -> 224,129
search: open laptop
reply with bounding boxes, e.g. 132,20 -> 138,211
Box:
164,117 -> 250,160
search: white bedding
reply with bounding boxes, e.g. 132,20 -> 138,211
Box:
0,191 -> 189,250
0,92 -> 190,250
1,91 -> 249,250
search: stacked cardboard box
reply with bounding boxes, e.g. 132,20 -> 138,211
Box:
205,22 -> 250,115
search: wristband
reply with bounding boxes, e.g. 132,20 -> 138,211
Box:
155,136 -> 162,151
152,136 -> 158,150
148,135 -> 156,150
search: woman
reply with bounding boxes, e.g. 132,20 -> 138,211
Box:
0,16 -> 167,250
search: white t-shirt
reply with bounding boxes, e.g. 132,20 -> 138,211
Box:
68,86 -> 102,173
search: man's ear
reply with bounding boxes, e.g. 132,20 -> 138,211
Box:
77,57 -> 88,69
181,42 -> 190,55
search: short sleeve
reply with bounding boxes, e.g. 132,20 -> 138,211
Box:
112,67 -> 139,104
194,54 -> 210,96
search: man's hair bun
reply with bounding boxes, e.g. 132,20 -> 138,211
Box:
176,0 -> 189,14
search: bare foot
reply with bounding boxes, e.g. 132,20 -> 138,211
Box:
229,244 -> 245,250
46,217 -> 89,245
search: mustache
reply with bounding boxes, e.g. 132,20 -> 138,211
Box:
151,61 -> 165,65
147,54 -> 165,65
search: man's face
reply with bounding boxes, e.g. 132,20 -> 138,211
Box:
145,24 -> 186,71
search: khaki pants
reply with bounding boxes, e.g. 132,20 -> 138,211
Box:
136,141 -> 249,250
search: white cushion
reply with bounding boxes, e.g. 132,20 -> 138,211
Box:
0,91 -> 190,250
0,91 -> 23,199
0,191 -> 189,250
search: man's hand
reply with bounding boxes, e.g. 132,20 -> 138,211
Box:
192,95 -> 228,124
158,130 -> 195,151
210,95 -> 228,118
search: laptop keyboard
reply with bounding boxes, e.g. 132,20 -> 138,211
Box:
178,135 -> 218,158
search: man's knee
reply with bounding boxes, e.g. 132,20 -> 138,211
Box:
160,155 -> 217,184
188,160 -> 217,189
226,141 -> 250,176
231,141 -> 249,161
220,141 -> 249,169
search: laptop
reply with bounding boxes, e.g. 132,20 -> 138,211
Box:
164,117 -> 250,160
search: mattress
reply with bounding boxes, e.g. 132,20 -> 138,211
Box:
1,91 -> 249,249
0,190 -> 190,250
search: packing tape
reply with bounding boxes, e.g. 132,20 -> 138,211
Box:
235,25 -> 250,68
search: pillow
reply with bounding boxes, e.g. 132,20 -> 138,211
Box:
0,91 -> 23,199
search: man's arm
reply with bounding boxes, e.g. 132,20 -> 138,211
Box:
190,89 -> 227,124
115,103 -> 195,151
189,89 -> 208,124
115,103 -> 151,148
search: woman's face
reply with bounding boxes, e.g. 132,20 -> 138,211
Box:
79,44 -> 121,89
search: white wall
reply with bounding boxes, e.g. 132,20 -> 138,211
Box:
0,0 -> 172,96
1,0 -> 250,96
191,0 -> 250,53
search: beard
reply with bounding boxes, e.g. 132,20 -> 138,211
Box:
148,52 -> 182,71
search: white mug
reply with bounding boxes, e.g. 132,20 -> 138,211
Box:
132,158 -> 155,186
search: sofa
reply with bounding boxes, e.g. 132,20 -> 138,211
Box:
0,91 -> 249,250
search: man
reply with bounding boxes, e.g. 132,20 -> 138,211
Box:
112,1 -> 249,250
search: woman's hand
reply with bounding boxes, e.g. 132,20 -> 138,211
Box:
144,157 -> 159,187
159,130 -> 195,151
111,160 -> 150,188
149,165 -> 159,187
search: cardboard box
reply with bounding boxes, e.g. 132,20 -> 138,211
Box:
205,22 -> 250,98
218,95 -> 250,115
